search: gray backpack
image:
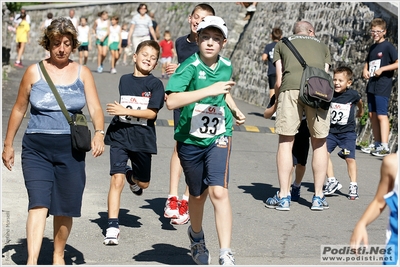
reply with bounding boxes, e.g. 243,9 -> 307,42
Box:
281,37 -> 334,111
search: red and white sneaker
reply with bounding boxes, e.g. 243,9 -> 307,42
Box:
171,199 -> 190,225
164,196 -> 179,219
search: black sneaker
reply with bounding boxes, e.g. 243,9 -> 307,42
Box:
125,166 -> 143,196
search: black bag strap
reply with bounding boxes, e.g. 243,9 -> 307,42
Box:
38,61 -> 72,125
281,37 -> 307,69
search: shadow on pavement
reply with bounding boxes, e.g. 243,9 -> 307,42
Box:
2,237 -> 85,265
90,209 -> 142,236
132,243 -> 193,265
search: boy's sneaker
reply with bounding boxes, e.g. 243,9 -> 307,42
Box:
360,143 -> 375,154
275,197 -> 290,211
323,179 -> 342,195
311,195 -> 326,211
321,196 -> 329,209
164,196 -> 179,219
348,184 -> 359,200
265,191 -> 281,209
372,146 -> 390,157
246,4 -> 257,12
188,226 -> 211,265
125,166 -> 143,196
110,68 -> 117,74
337,148 -> 350,159
171,199 -> 190,225
97,66 -> 103,73
103,227 -> 120,245
290,184 -> 301,201
219,251 -> 235,265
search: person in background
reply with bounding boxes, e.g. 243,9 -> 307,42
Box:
40,12 -> 53,31
360,18 -> 398,157
127,3 -> 158,57
159,30 -> 176,79
14,12 -> 30,68
149,9 -> 160,41
67,8 -> 78,29
108,15 -> 122,74
93,10 -> 110,73
2,17 -> 105,264
120,23 -> 129,66
77,17 -> 91,66
2,3 -> 14,66
262,27 -> 282,119
14,8 -> 31,25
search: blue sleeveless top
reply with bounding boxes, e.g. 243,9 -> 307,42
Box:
26,63 -> 86,134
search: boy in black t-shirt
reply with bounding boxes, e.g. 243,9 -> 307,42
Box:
103,40 -> 164,245
323,66 -> 363,200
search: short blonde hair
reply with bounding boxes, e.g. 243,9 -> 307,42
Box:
38,17 -> 79,51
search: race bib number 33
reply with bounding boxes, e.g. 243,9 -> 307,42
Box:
119,95 -> 149,125
190,103 -> 226,138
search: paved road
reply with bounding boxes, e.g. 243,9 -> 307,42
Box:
2,60 -> 388,266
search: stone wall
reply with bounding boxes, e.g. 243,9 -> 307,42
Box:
11,2 -> 399,151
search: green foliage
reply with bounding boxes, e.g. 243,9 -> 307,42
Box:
5,2 -> 23,13
358,140 -> 369,148
359,104 -> 369,126
339,36 -> 348,46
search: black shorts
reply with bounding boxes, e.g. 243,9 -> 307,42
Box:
121,39 -> 128,48
78,45 -> 88,52
292,119 -> 310,166
109,146 -> 152,183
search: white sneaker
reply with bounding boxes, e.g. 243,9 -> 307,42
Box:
219,251 -> 235,265
360,143 -> 375,154
110,68 -> 117,74
103,227 -> 120,245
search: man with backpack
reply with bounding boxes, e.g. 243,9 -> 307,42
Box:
264,21 -> 332,211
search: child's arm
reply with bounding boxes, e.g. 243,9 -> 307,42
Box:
362,62 -> 370,79
374,59 -> 398,77
350,153 -> 397,249
225,93 -> 246,125
356,99 -> 363,118
166,81 -> 235,110
106,101 -> 158,120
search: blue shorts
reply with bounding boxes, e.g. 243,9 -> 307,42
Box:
177,136 -> 232,197
327,131 -> 357,159
21,133 -> 86,217
109,146 -> 151,183
367,92 -> 389,115
292,119 -> 310,166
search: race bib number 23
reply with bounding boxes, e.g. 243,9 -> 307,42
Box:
190,103 -> 226,138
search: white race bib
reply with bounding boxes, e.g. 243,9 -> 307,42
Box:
369,59 -> 381,77
330,102 -> 351,125
189,103 -> 226,138
119,95 -> 149,126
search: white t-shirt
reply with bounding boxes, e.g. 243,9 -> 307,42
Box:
14,13 -> 31,25
77,25 -> 90,43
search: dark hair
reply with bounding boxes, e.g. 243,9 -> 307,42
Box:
271,27 -> 282,40
111,15 -> 119,21
38,17 -> 80,51
334,66 -> 353,80
192,3 -> 215,16
137,3 -> 148,13
136,40 -> 160,60
98,10 -> 107,17
47,12 -> 53,19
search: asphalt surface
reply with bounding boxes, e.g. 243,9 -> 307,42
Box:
2,60 -> 388,266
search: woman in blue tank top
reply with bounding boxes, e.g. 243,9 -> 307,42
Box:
2,17 -> 105,265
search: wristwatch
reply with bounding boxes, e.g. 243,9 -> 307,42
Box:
95,130 -> 105,135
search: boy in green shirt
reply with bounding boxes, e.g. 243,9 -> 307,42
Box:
165,16 -> 245,265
